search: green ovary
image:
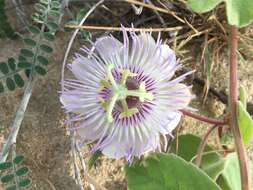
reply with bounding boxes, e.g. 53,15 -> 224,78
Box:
99,64 -> 154,123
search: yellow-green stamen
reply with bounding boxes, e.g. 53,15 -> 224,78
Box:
120,69 -> 137,85
106,94 -> 119,123
101,64 -> 154,123
119,100 -> 139,119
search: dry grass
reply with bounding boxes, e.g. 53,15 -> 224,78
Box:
1,0 -> 253,189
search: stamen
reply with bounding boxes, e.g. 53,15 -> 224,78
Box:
126,91 -> 154,102
126,82 -> 154,102
106,94 -> 119,123
119,99 -> 138,119
120,69 -> 137,85
107,64 -> 118,90
99,79 -> 110,88
103,65 -> 154,122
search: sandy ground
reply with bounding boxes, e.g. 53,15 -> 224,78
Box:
0,2 -> 253,190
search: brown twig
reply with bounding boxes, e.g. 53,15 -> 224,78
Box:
65,25 -> 183,32
229,26 -> 249,190
195,125 -> 219,166
181,109 -> 227,126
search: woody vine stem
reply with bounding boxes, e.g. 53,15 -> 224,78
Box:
229,26 -> 249,190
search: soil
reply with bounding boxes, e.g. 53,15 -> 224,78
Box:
1,1 -> 253,190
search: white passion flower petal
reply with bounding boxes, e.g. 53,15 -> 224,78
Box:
60,29 -> 193,161
95,36 -> 124,67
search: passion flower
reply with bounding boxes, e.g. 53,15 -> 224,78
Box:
60,29 -> 193,161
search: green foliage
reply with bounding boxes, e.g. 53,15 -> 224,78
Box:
169,134 -> 244,190
170,134 -> 225,180
237,101 -> 253,145
64,8 -> 92,40
188,0 -> 253,27
125,153 -> 221,190
23,38 -> 37,47
0,0 -> 61,93
35,66 -> 47,76
0,0 -> 16,39
239,85 -> 247,108
6,78 -> 15,91
28,25 -> 40,34
0,149 -> 31,190
217,153 -> 241,190
40,44 -> 53,53
187,0 -> 222,13
37,55 -> 49,65
88,150 -> 102,169
0,162 -> 12,170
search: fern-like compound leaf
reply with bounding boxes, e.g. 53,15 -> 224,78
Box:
0,0 -> 60,93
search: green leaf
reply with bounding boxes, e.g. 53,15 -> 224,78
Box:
35,65 -> 47,75
170,134 -> 212,161
217,153 -> 241,190
88,150 -> 102,169
80,30 -> 92,41
0,82 -> 4,93
43,32 -> 55,41
23,38 -> 36,47
239,85 -> 247,108
46,21 -> 58,31
0,161 -> 12,170
0,62 -> 9,74
28,25 -> 40,34
32,14 -> 43,23
18,178 -> 32,187
8,58 -> 16,71
125,153 -> 221,190
187,0 -> 222,13
34,3 -> 47,12
76,9 -> 88,22
226,0 -> 253,27
200,153 -> 225,180
20,48 -> 34,57
49,10 -> 61,17
13,155 -> 25,165
1,173 -> 14,183
17,61 -> 32,69
6,78 -> 15,91
37,55 -> 49,65
40,0 -> 49,4
237,101 -> 253,145
188,0 -> 253,27
14,74 -> 24,88
217,175 -> 233,190
51,1 -> 61,8
5,185 -> 17,190
170,134 -> 225,180
40,44 -> 53,53
18,55 -> 27,62
51,7 -> 60,12
16,166 -> 29,176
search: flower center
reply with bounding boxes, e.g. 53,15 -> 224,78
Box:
100,64 -> 154,123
